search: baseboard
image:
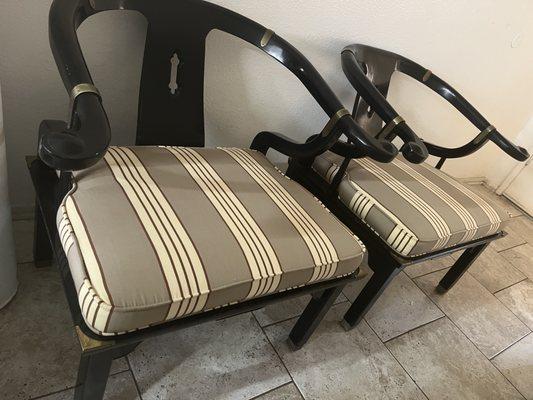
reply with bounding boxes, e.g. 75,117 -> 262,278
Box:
11,205 -> 34,221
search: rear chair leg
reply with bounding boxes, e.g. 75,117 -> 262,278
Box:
342,266 -> 399,330
288,284 -> 345,350
438,243 -> 489,292
34,199 -> 53,267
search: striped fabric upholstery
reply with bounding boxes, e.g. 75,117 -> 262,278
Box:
313,151 -> 510,257
58,146 -> 365,335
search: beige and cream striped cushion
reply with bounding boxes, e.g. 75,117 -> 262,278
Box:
58,146 -> 365,336
313,151 -> 510,257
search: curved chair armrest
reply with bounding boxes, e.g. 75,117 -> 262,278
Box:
341,47 -> 428,164
424,126 -> 529,161
251,35 -> 398,163
252,131 -> 340,159
39,0 -> 111,171
39,94 -> 111,171
397,58 -> 529,161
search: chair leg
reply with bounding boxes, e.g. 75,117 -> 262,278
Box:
342,266 -> 399,330
288,284 -> 345,350
34,199 -> 53,267
74,349 -> 113,400
438,243 -> 489,292
112,342 -> 140,360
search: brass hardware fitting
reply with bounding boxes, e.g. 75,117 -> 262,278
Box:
68,83 -> 101,129
474,125 -> 496,144
320,108 -> 351,137
379,115 -> 405,138
75,326 -> 114,352
260,29 -> 274,47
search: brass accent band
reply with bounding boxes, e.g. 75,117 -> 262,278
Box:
75,326 -> 114,353
260,29 -> 274,47
68,83 -> 101,128
422,70 -> 432,82
71,83 -> 100,101
378,115 -> 405,138
473,125 -> 496,144
480,125 -> 496,136
320,108 -> 351,137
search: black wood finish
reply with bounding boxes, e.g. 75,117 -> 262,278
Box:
41,0 -> 398,172
286,159 -> 506,330
339,44 -> 529,168
34,199 -> 53,267
288,284 -> 345,350
74,350 -> 114,400
438,243 -> 489,291
342,260 -> 400,330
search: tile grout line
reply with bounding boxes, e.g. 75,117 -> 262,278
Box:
29,385 -> 76,400
492,298 -> 533,338
251,312 -> 305,400
411,273 -> 528,397
405,264 -> 451,280
381,314 -> 447,344
489,332 -> 532,400
248,382 -> 296,400
126,355 -> 144,400
364,317 -> 429,400
496,241 -> 528,254
489,330 -> 532,360
258,299 -> 349,330
492,277 -> 529,295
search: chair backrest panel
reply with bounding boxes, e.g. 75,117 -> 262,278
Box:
348,44 -> 399,137
87,0 -> 268,146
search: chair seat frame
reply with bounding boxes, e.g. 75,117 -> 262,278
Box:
286,159 -> 504,329
30,155 -> 358,400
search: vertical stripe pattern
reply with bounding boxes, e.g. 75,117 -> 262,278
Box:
313,152 -> 509,257
58,146 -> 365,335
221,148 -> 340,282
355,158 -> 451,250
322,163 -> 418,255
104,147 -> 209,319
421,163 -> 502,235
391,158 -> 478,242
64,195 -> 112,305
164,146 -> 283,298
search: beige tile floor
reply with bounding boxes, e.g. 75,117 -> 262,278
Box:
1,184 -> 532,400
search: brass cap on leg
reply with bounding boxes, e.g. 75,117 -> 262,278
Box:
75,326 -> 114,352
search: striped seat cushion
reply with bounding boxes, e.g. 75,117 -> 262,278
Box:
58,146 -> 365,335
313,151 -> 510,257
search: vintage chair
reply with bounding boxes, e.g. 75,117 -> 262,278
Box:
29,2 -> 401,399
286,44 -> 529,330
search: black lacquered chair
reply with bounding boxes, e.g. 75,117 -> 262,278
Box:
286,44 -> 529,330
29,3 -> 401,399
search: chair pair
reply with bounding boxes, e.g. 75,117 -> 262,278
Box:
29,1 -> 528,399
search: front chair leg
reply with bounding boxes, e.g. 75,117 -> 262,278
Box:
73,327 -> 140,400
288,284 -> 345,350
342,266 -> 399,330
74,349 -> 113,400
34,198 -> 53,267
438,242 -> 489,292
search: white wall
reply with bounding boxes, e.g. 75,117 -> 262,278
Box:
1,0 -> 532,208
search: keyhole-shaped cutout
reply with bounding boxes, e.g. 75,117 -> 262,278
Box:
169,53 -> 180,95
